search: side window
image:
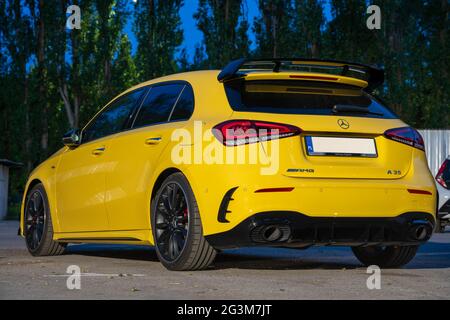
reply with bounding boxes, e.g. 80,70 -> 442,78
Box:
169,85 -> 194,121
133,84 -> 184,128
82,88 -> 145,144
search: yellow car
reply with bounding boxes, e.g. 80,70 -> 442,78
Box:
20,58 -> 437,270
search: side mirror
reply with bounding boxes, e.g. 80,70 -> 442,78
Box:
62,129 -> 81,148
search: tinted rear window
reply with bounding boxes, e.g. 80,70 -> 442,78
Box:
170,85 -> 194,121
133,84 -> 184,128
225,80 -> 397,119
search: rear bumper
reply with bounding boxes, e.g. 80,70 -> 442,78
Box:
184,143 -> 437,237
205,211 -> 435,249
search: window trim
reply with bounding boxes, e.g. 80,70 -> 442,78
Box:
130,80 -> 195,130
168,84 -> 196,122
123,87 -> 151,130
167,85 -> 186,121
80,87 -> 147,145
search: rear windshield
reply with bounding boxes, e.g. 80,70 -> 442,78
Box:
224,80 -> 397,119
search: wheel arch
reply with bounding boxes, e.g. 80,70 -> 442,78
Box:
21,176 -> 61,236
151,167 -> 183,202
148,166 -> 206,234
26,179 -> 43,194
20,179 -> 43,236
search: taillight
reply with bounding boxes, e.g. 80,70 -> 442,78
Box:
384,127 -> 425,151
436,159 -> 449,189
212,120 -> 301,146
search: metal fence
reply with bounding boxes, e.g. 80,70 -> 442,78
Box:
419,130 -> 450,175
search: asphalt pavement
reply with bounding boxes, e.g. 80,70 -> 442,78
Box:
1,221 -> 449,299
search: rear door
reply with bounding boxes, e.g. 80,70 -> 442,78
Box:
105,82 -> 194,231
225,79 -> 412,180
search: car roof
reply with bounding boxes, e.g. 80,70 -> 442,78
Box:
102,70 -> 233,122
124,70 -> 222,94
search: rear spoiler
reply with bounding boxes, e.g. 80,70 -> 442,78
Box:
217,58 -> 384,92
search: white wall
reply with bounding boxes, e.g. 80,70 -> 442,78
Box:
419,130 -> 450,175
0,165 -> 9,220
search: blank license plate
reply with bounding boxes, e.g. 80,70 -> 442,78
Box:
305,136 -> 377,157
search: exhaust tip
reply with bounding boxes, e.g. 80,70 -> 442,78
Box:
262,226 -> 283,242
412,225 -> 428,241
251,224 -> 291,243
409,220 -> 433,241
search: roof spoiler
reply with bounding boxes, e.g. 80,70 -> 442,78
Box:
217,58 -> 384,92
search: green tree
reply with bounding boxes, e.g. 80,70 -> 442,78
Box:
59,1 -> 134,128
95,0 -> 130,99
291,0 -> 324,57
415,0 -> 449,128
253,0 -> 294,58
133,0 -> 183,80
324,0 -> 378,61
194,0 -> 251,68
111,34 -> 138,93
363,0 -> 449,128
0,0 -> 34,171
0,0 -> 35,212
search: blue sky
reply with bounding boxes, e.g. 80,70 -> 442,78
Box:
124,0 -> 332,62
179,0 -> 260,59
124,0 -> 260,61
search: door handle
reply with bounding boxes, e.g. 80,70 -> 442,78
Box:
145,136 -> 162,145
92,147 -> 106,155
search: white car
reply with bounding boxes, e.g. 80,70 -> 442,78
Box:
436,157 -> 450,232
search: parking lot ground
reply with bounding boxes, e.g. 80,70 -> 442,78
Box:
1,221 -> 449,299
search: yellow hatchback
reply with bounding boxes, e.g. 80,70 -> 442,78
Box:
20,59 -> 437,270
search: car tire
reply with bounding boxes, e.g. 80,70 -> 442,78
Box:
24,183 -> 66,256
151,173 -> 217,271
352,245 -> 418,268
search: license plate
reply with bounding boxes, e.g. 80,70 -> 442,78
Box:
305,136 -> 377,157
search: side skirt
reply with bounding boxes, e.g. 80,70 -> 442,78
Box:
54,229 -> 154,245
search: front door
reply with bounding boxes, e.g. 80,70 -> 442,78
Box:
55,88 -> 146,232
55,138 -> 112,232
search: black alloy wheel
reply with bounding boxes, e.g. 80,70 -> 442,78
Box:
24,183 -> 66,256
25,190 -> 46,251
154,182 -> 189,261
151,173 -> 217,271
